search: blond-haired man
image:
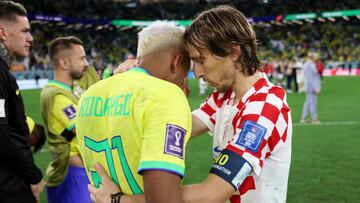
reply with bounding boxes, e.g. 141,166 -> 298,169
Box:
76,21 -> 191,203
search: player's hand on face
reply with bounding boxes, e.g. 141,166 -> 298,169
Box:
88,163 -> 121,203
30,179 -> 45,202
113,55 -> 139,74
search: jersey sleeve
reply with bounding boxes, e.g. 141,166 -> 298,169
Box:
225,89 -> 290,176
50,94 -> 77,133
0,68 -> 9,125
0,67 -> 43,184
192,91 -> 220,133
138,85 -> 192,178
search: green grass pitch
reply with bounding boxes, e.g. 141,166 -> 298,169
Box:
21,76 -> 360,203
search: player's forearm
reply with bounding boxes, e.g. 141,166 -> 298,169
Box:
117,183 -> 217,203
107,180 -> 225,203
182,174 -> 237,203
191,115 -> 209,138
118,186 -> 210,203
120,195 -> 145,203
182,182 -> 218,203
143,170 -> 183,203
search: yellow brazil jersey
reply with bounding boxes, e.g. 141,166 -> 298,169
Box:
76,67 -> 192,195
47,80 -> 80,156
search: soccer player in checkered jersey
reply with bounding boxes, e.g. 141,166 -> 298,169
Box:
182,5 -> 292,203
87,5 -> 292,203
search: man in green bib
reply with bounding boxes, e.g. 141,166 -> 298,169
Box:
40,36 -> 95,203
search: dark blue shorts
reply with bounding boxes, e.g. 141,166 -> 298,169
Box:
46,166 -> 91,203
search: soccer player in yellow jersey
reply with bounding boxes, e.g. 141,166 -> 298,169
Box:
40,36 -> 92,203
89,5 -> 292,203
76,21 -> 191,203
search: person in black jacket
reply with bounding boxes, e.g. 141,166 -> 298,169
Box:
0,1 -> 44,202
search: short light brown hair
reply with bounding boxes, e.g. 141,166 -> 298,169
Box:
184,5 -> 262,76
48,36 -> 83,63
307,52 -> 318,60
0,1 -> 27,21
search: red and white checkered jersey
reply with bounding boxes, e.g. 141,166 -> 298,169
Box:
193,77 -> 292,203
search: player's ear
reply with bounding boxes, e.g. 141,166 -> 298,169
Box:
170,53 -> 183,74
229,42 -> 241,62
58,57 -> 70,70
0,26 -> 6,41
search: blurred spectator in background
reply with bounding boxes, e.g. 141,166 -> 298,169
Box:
301,52 -> 321,124
263,60 -> 274,81
316,58 -> 325,80
7,1 -> 359,81
101,63 -> 114,79
286,59 -> 295,93
295,59 -> 304,92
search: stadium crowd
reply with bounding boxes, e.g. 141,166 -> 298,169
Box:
10,0 -> 360,82
21,0 -> 360,20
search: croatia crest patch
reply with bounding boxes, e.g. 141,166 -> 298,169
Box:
63,105 -> 76,120
235,120 -> 267,153
164,124 -> 186,159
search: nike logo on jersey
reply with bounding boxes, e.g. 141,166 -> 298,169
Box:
16,89 -> 20,95
213,146 -> 223,159
213,146 -> 222,153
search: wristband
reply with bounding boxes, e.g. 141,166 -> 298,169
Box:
110,191 -> 124,203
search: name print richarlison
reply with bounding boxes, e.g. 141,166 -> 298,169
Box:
78,93 -> 133,117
